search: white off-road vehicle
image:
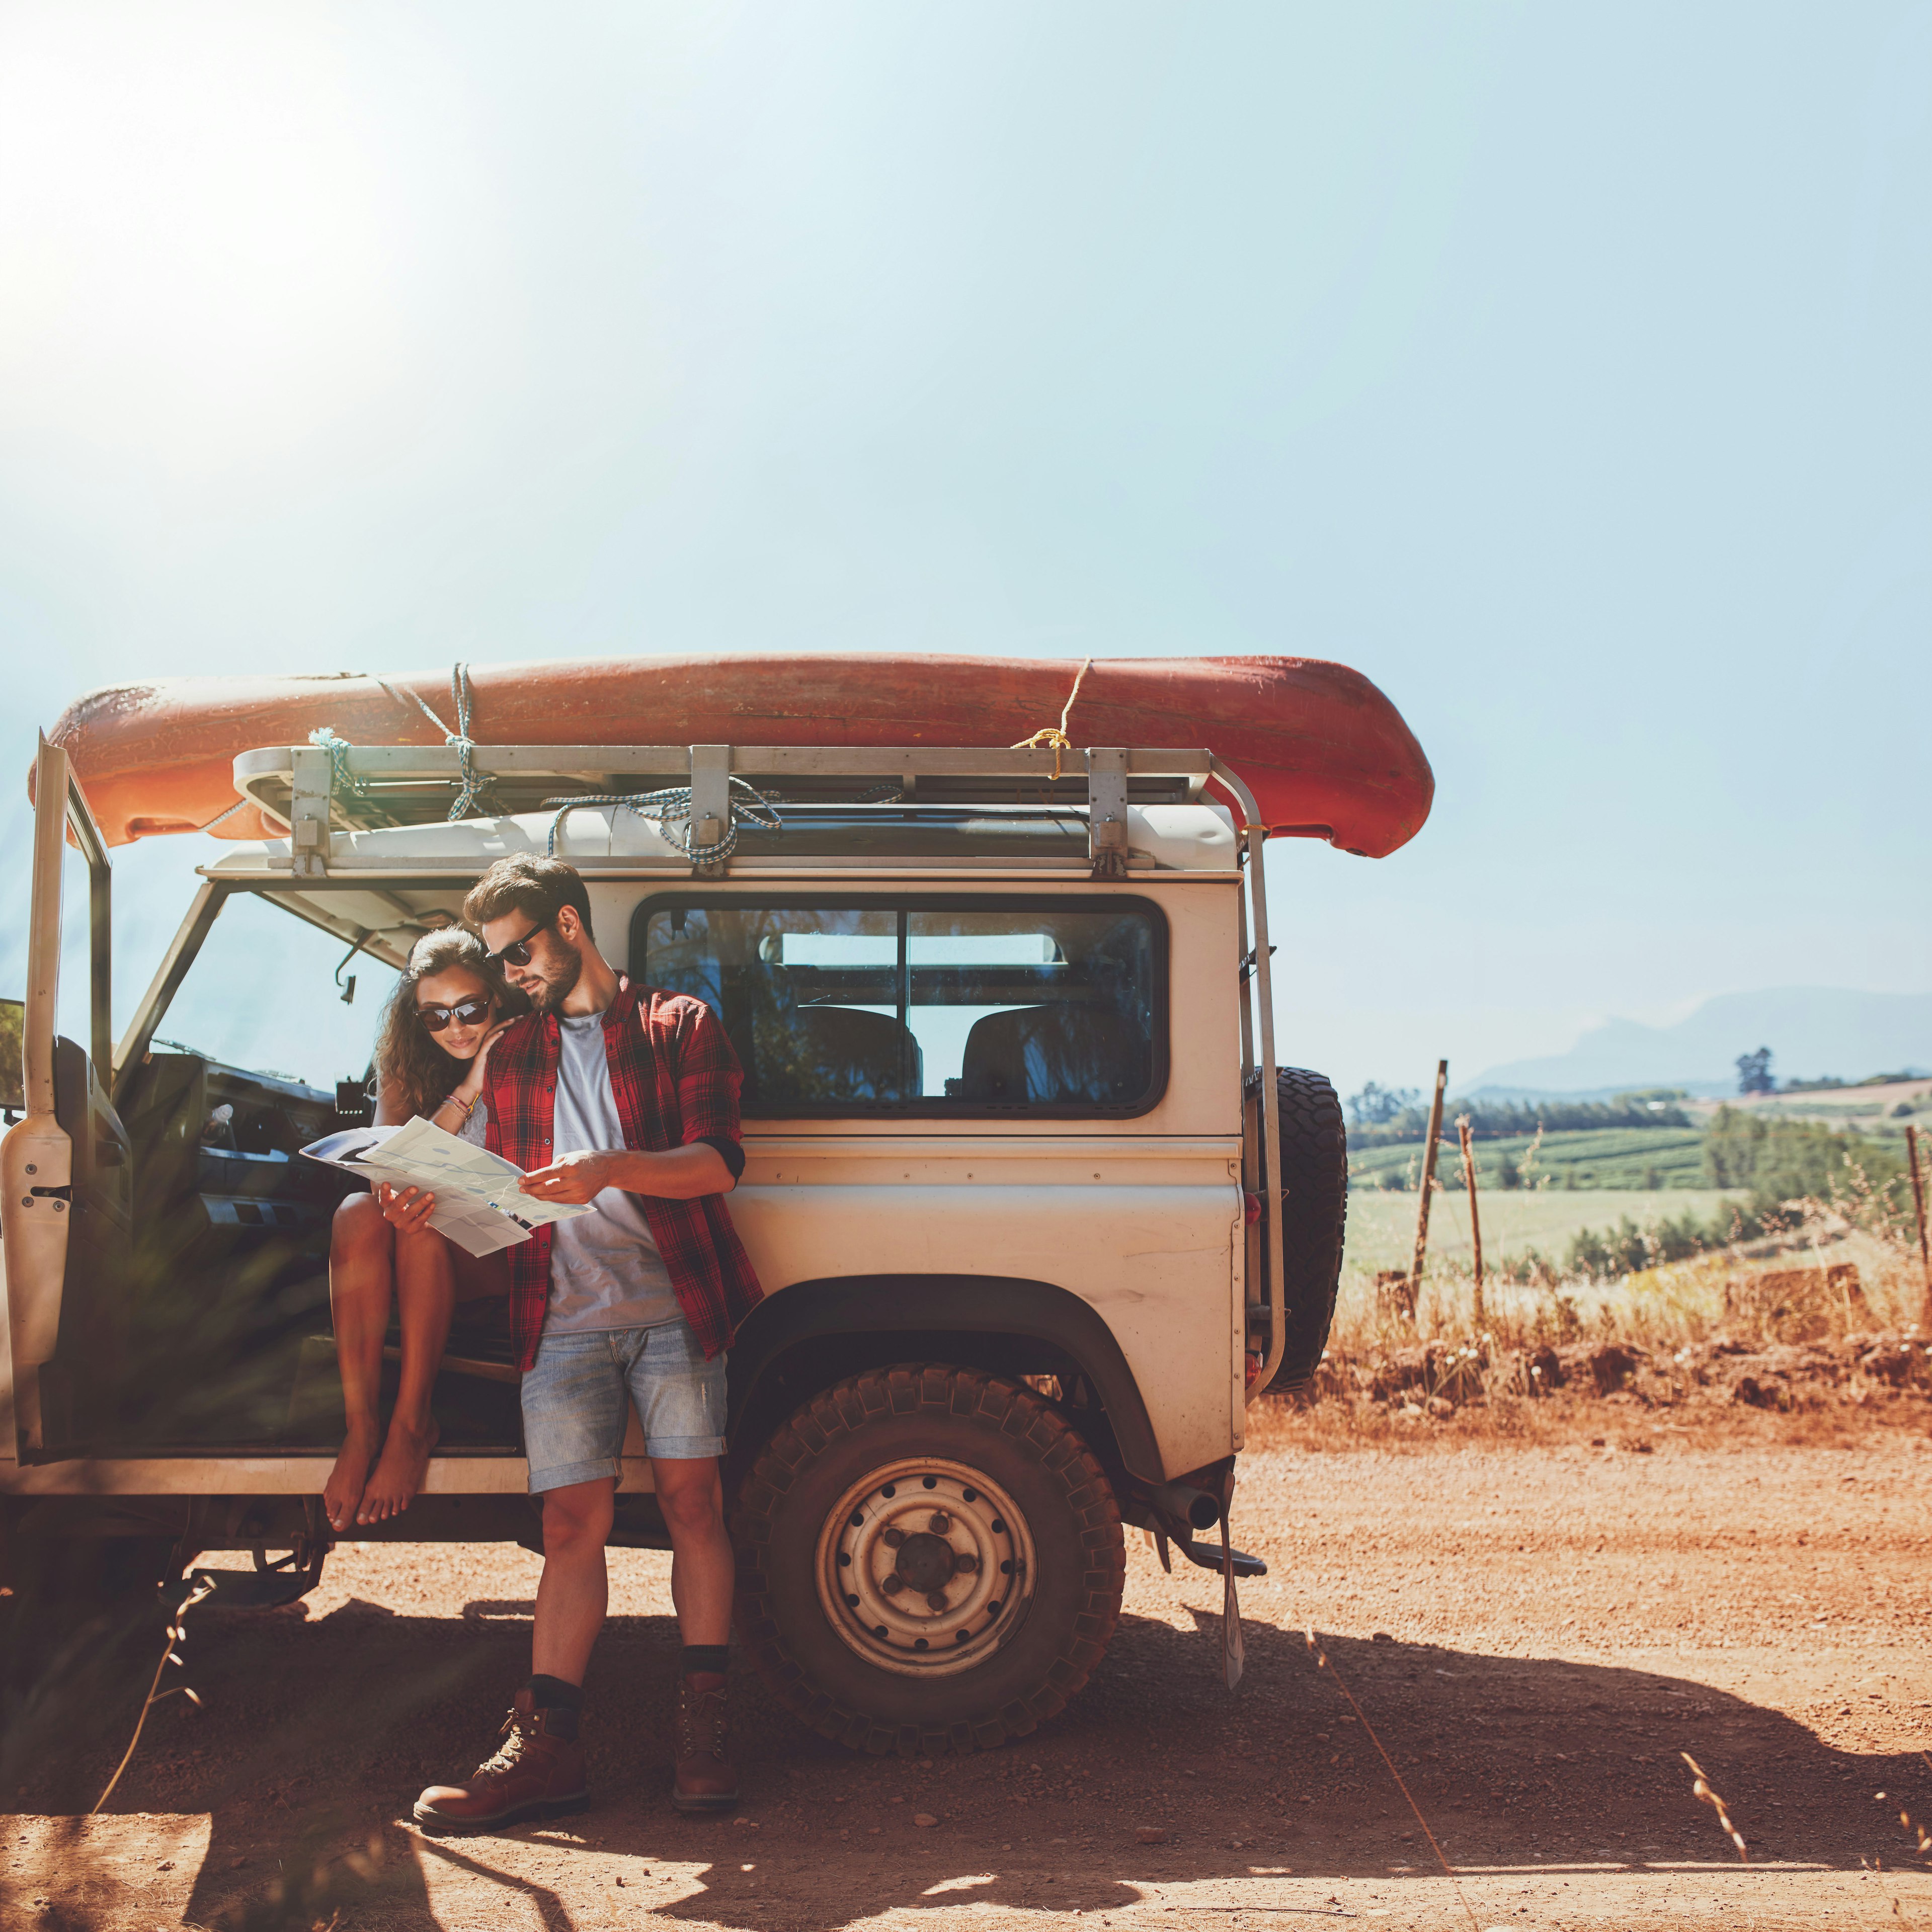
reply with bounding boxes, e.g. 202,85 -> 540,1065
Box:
1,728 -> 1351,1754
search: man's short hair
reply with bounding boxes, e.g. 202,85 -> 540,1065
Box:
464,855 -> 595,942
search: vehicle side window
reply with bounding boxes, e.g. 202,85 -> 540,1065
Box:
634,898 -> 1164,1115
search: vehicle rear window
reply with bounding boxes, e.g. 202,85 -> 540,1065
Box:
632,897 -> 1164,1115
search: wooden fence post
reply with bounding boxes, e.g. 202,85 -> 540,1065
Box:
1908,1124 -> 1930,1328
1406,1059 -> 1448,1317
1459,1114 -> 1485,1331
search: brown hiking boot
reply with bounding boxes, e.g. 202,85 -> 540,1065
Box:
413,1689 -> 588,1836
671,1670 -> 739,1814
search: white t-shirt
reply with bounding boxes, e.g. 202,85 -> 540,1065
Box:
542,1011 -> 680,1332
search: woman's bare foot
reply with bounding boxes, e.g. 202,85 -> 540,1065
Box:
356,1415 -> 441,1526
324,1425 -> 379,1534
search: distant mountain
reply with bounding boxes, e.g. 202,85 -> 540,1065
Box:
1466,988 -> 1932,1099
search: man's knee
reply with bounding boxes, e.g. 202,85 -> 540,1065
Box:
542,1485 -> 614,1553
656,1466 -> 725,1536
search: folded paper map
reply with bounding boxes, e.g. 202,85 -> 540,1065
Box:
300,1115 -> 593,1258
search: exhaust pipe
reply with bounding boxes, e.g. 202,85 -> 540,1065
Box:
1150,1482 -> 1222,1532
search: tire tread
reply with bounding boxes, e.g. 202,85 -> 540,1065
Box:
734,1364 -> 1125,1756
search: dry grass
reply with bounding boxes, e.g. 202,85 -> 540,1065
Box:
1251,1215 -> 1932,1454
1331,1222 -> 1926,1360
1681,1753 -> 1749,1862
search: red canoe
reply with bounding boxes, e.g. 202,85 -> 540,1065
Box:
44,654 -> 1433,858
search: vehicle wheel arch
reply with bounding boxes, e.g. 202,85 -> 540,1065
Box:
724,1274 -> 1164,1487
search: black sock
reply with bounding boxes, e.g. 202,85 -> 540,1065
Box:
526,1674 -> 583,1740
680,1644 -> 730,1678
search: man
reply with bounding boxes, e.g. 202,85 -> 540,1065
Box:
409,854 -> 762,1832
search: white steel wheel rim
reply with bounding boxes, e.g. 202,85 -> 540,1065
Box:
814,1456 -> 1038,1678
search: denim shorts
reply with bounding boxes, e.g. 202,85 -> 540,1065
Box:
519,1318 -> 727,1493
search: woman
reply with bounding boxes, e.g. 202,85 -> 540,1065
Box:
323,929 -> 526,1534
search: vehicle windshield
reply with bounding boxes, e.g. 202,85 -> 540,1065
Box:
149,890 -> 399,1088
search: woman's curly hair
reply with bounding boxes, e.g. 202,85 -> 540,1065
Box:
373,927 -> 528,1122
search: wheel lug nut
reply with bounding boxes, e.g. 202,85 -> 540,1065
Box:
883,1574 -> 905,1594
925,1591 -> 948,1612
883,1527 -> 906,1549
953,1553 -> 978,1574
928,1511 -> 950,1534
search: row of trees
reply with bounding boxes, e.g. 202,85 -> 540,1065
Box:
1345,1085 -> 1691,1142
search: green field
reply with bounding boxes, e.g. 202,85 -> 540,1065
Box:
1348,1125 -> 1708,1193
1339,1186 -> 1746,1286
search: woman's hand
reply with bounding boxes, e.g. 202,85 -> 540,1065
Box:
376,1182 -> 437,1234
452,1016 -> 520,1096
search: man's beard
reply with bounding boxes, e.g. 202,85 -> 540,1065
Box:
525,944 -> 584,1013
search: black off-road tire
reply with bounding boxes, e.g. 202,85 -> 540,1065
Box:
733,1364 -> 1125,1755
1268,1066 -> 1349,1391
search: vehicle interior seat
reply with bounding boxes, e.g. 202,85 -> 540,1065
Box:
957,1002 -> 1150,1105
730,1003 -> 923,1105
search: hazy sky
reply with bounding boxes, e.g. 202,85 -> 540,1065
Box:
1,1 -> 1926,1099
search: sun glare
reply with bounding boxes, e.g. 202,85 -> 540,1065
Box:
0,4 -> 419,478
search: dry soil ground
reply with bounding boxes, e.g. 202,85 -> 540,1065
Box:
6,1432 -> 1931,1931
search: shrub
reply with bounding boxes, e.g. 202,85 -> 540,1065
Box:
1702,1106 -> 1909,1222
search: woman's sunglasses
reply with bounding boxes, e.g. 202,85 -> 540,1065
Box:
418,997 -> 492,1033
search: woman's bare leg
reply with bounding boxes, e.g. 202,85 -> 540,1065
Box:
449,1245 -> 509,1306
324,1193 -> 395,1534
357,1225 -> 457,1524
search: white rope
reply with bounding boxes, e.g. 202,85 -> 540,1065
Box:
195,796 -> 255,833
372,675 -> 455,737
542,779 -> 783,863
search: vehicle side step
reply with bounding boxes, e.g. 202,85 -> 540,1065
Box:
188,1557 -> 325,1610
1174,1535 -> 1267,1579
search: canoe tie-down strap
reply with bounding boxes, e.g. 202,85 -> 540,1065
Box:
542,778 -> 784,864
309,663 -> 495,823
1009,655 -> 1092,781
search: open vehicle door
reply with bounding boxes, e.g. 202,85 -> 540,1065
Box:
1,736 -> 131,1460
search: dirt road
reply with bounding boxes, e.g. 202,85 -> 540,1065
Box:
7,1437 -> 1931,1929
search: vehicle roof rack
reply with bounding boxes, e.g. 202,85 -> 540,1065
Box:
231,741 -> 1222,880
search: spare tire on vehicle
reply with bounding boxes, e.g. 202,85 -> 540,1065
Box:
1264,1067 -> 1348,1393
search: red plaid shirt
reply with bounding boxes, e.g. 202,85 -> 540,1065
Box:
481,976 -> 762,1373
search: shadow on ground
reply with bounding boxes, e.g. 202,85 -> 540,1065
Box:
2,1593 -> 1922,1928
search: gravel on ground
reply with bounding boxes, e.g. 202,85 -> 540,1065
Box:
5,1435 -> 1930,1930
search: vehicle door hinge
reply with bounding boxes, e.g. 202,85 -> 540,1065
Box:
1238,944 -> 1277,985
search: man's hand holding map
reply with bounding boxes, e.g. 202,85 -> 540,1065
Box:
301,1116 -> 595,1258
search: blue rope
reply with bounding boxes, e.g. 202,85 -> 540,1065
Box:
310,662 -> 495,822
543,779 -> 783,862
308,726 -> 372,798
443,663 -> 491,821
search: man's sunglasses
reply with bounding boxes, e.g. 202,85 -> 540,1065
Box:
418,997 -> 492,1033
482,917 -> 551,970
